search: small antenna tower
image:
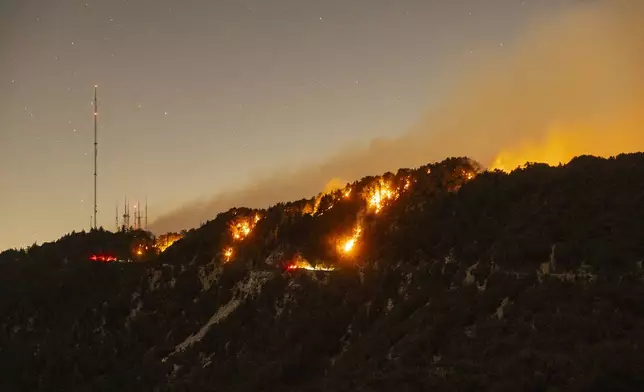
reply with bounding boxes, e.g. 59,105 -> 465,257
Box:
93,85 -> 98,230
116,203 -> 119,232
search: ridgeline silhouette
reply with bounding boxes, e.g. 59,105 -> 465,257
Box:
2,154 -> 644,391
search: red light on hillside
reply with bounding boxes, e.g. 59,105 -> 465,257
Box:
89,254 -> 117,263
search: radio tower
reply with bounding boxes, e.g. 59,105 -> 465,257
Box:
116,203 -> 119,232
145,197 -> 148,230
123,197 -> 130,230
137,201 -> 142,230
133,203 -> 138,230
93,85 -> 98,230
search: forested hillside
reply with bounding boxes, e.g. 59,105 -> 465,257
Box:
2,154 -> 644,391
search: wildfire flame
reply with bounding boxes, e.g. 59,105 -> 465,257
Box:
155,232 -> 184,253
310,196 -> 322,215
230,214 -> 261,241
338,225 -> 362,256
366,179 -> 398,214
286,260 -> 336,272
286,255 -> 336,271
223,247 -> 234,262
224,214 -> 262,263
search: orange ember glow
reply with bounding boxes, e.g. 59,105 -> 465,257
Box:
486,125 -> 630,173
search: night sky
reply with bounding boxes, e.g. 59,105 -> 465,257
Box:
1,1 -> 578,250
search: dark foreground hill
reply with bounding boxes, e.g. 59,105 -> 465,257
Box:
2,154 -> 644,391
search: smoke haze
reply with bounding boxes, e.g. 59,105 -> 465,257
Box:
151,0 -> 644,233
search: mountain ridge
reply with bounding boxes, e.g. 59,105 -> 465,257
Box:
2,154 -> 644,391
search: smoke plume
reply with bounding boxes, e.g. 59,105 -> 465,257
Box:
151,0 -> 644,233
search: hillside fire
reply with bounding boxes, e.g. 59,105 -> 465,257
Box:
366,180 -> 396,214
403,177 -> 412,190
285,255 -> 336,272
155,232 -> 184,253
230,214 -> 261,241
463,170 -> 476,181
338,225 -> 362,256
223,247 -> 234,262
286,261 -> 336,272
363,178 -> 411,215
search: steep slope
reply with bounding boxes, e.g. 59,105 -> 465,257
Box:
2,155 -> 644,391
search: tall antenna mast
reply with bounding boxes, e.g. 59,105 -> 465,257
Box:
93,85 -> 98,230
124,196 -> 130,230
116,203 -> 119,232
145,197 -> 148,230
137,201 -> 142,230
